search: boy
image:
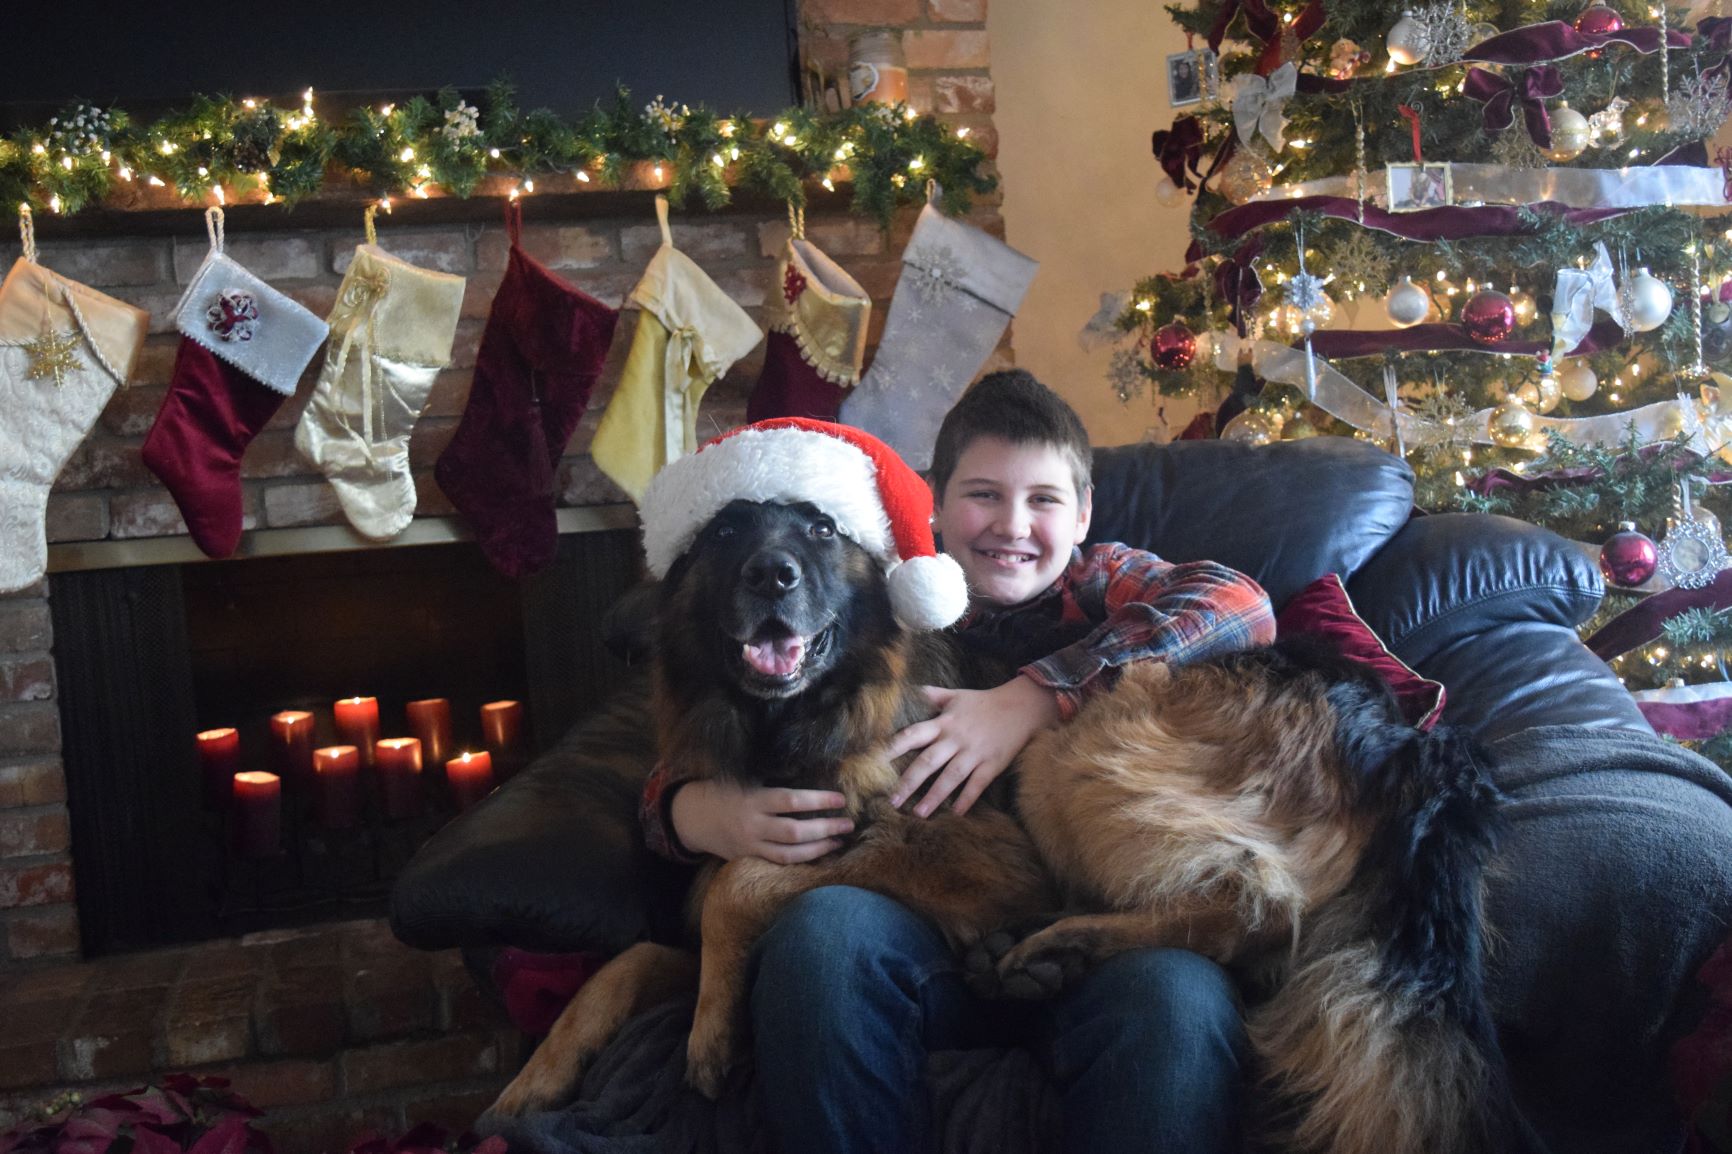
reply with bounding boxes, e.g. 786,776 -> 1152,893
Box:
641,370 -> 1275,1152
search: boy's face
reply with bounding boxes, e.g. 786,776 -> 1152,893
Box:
933,436 -> 1092,609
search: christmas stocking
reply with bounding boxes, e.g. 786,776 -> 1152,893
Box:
746,221 -> 871,423
294,219 -> 465,540
838,185 -> 1037,471
434,201 -> 619,578
143,209 -> 329,558
0,210 -> 149,592
592,196 -> 761,503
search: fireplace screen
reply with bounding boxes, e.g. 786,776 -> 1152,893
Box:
50,530 -> 640,956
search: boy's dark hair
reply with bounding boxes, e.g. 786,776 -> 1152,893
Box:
927,370 -> 1093,501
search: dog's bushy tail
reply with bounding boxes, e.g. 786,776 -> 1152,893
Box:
1249,721 -> 1538,1154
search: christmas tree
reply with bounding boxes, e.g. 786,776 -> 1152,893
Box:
1118,0 -> 1732,765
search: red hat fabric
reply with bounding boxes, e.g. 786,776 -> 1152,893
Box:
638,417 -> 969,630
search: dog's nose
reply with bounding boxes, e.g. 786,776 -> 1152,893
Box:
744,549 -> 802,596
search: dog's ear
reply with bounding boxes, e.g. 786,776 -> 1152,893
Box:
602,581 -> 662,664
1325,677 -> 1415,781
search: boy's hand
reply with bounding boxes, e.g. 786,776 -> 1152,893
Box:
885,675 -> 1061,818
670,779 -> 854,864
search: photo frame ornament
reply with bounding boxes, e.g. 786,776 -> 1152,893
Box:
1657,519 -> 1732,589
1386,162 -> 1453,212
1167,50 -> 1210,107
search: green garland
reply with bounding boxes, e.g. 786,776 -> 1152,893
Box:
0,83 -> 994,226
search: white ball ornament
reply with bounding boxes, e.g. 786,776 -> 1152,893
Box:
1559,361 -> 1598,401
1385,275 -> 1433,328
1542,103 -> 1591,162
1387,10 -> 1431,66
1154,175 -> 1187,208
1625,268 -> 1673,332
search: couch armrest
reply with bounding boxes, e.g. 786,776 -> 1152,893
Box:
390,674 -> 693,955
1346,513 -> 1603,666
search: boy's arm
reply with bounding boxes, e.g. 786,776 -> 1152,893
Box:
640,760 -> 855,864
639,760 -> 707,864
1022,543 -> 1276,720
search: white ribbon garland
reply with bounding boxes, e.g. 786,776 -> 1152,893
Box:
1205,331 -> 1704,451
1250,164 -> 1732,212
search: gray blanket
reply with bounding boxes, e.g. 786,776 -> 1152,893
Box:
487,724 -> 1732,1154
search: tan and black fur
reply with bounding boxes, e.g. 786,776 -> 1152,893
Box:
486,499 -> 1054,1116
987,641 -> 1528,1154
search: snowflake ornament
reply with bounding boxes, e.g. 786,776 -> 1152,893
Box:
441,102 -> 481,142
1331,231 -> 1393,298
1285,270 -> 1332,314
21,328 -> 83,388
206,291 -> 260,343
1413,2 -> 1473,66
1491,127 -> 1547,170
1668,70 -> 1732,139
1109,346 -> 1147,403
643,95 -> 691,136
782,263 -> 808,305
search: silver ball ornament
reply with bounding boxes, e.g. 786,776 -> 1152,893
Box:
1385,275 -> 1432,328
1387,10 -> 1430,66
1221,410 -> 1279,445
1625,268 -> 1673,333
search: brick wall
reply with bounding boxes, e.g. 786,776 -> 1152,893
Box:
0,0 -> 1003,965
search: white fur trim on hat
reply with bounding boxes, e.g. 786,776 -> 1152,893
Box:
640,425 -> 892,580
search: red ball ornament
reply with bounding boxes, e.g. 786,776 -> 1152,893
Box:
1461,290 -> 1516,345
1152,320 -> 1198,370
1600,521 -> 1659,587
1574,3 -> 1625,36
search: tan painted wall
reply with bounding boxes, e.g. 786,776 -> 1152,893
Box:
990,0 -> 1202,444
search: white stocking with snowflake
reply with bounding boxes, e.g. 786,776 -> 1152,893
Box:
0,216 -> 148,592
839,188 -> 1036,470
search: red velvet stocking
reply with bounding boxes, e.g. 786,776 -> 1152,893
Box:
141,337 -> 288,558
435,205 -> 619,578
746,330 -> 848,423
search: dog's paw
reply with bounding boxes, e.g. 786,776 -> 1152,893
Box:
993,925 -> 1093,1000
964,914 -> 1064,999
684,1038 -> 733,1100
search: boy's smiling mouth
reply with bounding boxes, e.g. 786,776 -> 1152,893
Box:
977,547 -> 1038,565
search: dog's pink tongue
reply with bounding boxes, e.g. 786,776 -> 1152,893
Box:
743,636 -> 805,677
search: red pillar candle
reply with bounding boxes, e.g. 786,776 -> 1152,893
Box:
268,710 -> 316,783
231,771 -> 282,857
405,698 -> 453,768
196,727 -> 241,810
480,700 -> 524,755
333,697 -> 380,767
446,751 -> 496,811
313,745 -> 362,829
375,737 -> 424,820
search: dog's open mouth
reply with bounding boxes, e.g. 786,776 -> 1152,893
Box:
737,623 -> 833,685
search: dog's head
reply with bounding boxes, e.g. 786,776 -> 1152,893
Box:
660,499 -> 900,701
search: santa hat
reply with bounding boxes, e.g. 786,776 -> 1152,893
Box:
639,417 -> 970,631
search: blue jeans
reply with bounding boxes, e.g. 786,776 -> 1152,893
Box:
750,886 -> 1247,1154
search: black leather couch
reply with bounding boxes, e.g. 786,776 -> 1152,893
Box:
392,437 -> 1732,1151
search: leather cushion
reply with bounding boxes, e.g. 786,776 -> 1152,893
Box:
1085,437 -> 1415,608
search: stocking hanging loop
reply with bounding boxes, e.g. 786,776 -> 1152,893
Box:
17,204 -> 36,264
787,201 -> 805,239
204,206 -> 225,253
504,198 -> 523,247
364,201 -> 385,246
655,194 -> 672,247
925,179 -> 941,207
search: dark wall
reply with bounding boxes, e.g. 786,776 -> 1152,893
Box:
3,0 -> 798,119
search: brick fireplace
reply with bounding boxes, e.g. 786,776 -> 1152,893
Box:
0,0 -> 1004,1144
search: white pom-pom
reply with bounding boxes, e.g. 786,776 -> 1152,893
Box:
887,553 -> 970,631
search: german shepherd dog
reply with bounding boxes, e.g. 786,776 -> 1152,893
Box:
989,643 -> 1526,1154
486,496 -> 1521,1153
485,498 -> 1056,1114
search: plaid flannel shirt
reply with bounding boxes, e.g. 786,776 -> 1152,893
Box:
639,542 -> 1275,862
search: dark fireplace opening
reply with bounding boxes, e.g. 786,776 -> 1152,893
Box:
50,530 -> 641,957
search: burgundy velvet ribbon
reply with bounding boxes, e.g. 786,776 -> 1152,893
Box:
1587,569 -> 1732,660
1152,116 -> 1205,191
1303,318 -> 1626,360
1638,695 -> 1732,741
1215,236 -> 1264,335
1464,20 -> 1689,65
1209,195 -> 1630,244
1207,0 -> 1323,73
1468,446 -> 1732,499
1464,65 -> 1563,147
